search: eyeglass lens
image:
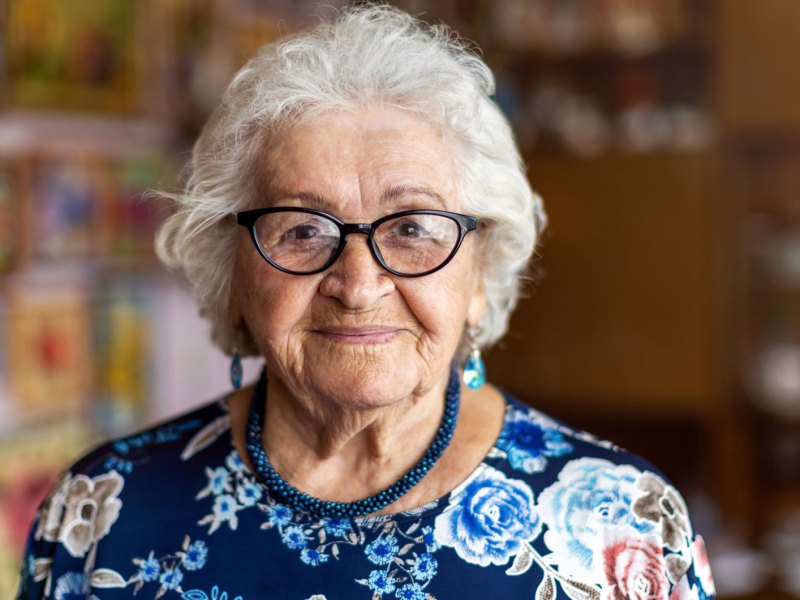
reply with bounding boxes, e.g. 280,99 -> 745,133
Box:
253,211 -> 461,275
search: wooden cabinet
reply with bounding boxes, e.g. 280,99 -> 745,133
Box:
717,0 -> 800,134
487,152 -> 727,418
483,1 -> 800,548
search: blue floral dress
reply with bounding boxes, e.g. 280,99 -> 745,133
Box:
17,393 -> 716,600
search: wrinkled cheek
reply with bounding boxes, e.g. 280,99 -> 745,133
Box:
236,266 -> 302,337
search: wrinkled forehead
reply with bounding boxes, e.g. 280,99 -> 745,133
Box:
253,107 -> 463,215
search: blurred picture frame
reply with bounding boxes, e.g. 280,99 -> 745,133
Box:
92,274 -> 154,432
29,154 -> 109,262
5,278 -> 93,417
0,160 -> 25,273
5,0 -> 142,113
102,155 -> 171,263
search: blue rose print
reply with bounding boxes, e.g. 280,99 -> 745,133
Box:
497,408 -> 573,474
433,466 -> 540,566
537,457 -> 655,581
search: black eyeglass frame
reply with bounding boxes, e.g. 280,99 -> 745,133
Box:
236,207 -> 479,278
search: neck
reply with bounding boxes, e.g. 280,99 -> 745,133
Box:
260,368 -> 450,503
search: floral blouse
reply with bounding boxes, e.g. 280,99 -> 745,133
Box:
17,392 -> 715,600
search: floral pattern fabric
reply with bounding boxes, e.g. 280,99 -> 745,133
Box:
17,396 -> 715,599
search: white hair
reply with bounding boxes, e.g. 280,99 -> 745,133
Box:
155,4 -> 546,356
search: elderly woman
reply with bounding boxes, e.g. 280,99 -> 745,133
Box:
18,6 -> 714,600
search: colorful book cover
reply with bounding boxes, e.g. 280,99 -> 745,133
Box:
103,156 -> 170,263
92,275 -> 153,433
5,278 -> 93,417
30,157 -> 108,261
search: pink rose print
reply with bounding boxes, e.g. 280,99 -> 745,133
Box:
691,536 -> 715,595
602,536 -> 669,600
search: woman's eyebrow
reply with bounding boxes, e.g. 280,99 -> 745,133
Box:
266,185 -> 448,211
382,185 -> 447,209
266,190 -> 331,209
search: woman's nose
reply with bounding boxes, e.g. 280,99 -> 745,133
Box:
318,235 -> 394,308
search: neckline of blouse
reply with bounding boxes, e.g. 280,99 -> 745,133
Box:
224,391 -> 517,526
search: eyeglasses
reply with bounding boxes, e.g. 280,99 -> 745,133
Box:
236,207 -> 478,277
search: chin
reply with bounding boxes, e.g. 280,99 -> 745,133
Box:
308,361 -> 418,410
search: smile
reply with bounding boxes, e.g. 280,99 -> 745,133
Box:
314,326 -> 401,345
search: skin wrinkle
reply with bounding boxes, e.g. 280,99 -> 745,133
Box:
260,186 -> 449,216
229,107 -> 501,512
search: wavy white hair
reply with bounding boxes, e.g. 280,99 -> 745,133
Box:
155,4 -> 546,357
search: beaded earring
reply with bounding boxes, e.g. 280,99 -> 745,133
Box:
230,352 -> 243,390
462,326 -> 486,389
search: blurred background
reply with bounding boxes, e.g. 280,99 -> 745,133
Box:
0,0 -> 799,597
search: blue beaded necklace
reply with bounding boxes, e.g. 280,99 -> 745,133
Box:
245,366 -> 461,518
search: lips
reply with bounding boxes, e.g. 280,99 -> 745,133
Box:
314,326 -> 400,344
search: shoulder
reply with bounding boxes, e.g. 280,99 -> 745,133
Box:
17,397 -> 235,599
68,396 -> 232,479
494,392 -> 689,532
34,396 -> 233,544
485,392 -> 716,598
496,391 -> 666,477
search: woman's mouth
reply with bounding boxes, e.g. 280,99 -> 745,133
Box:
314,326 -> 401,344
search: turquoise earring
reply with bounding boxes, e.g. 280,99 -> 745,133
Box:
462,327 -> 486,390
230,352 -> 243,389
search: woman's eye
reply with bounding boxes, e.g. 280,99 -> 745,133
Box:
285,224 -> 320,240
395,221 -> 427,237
